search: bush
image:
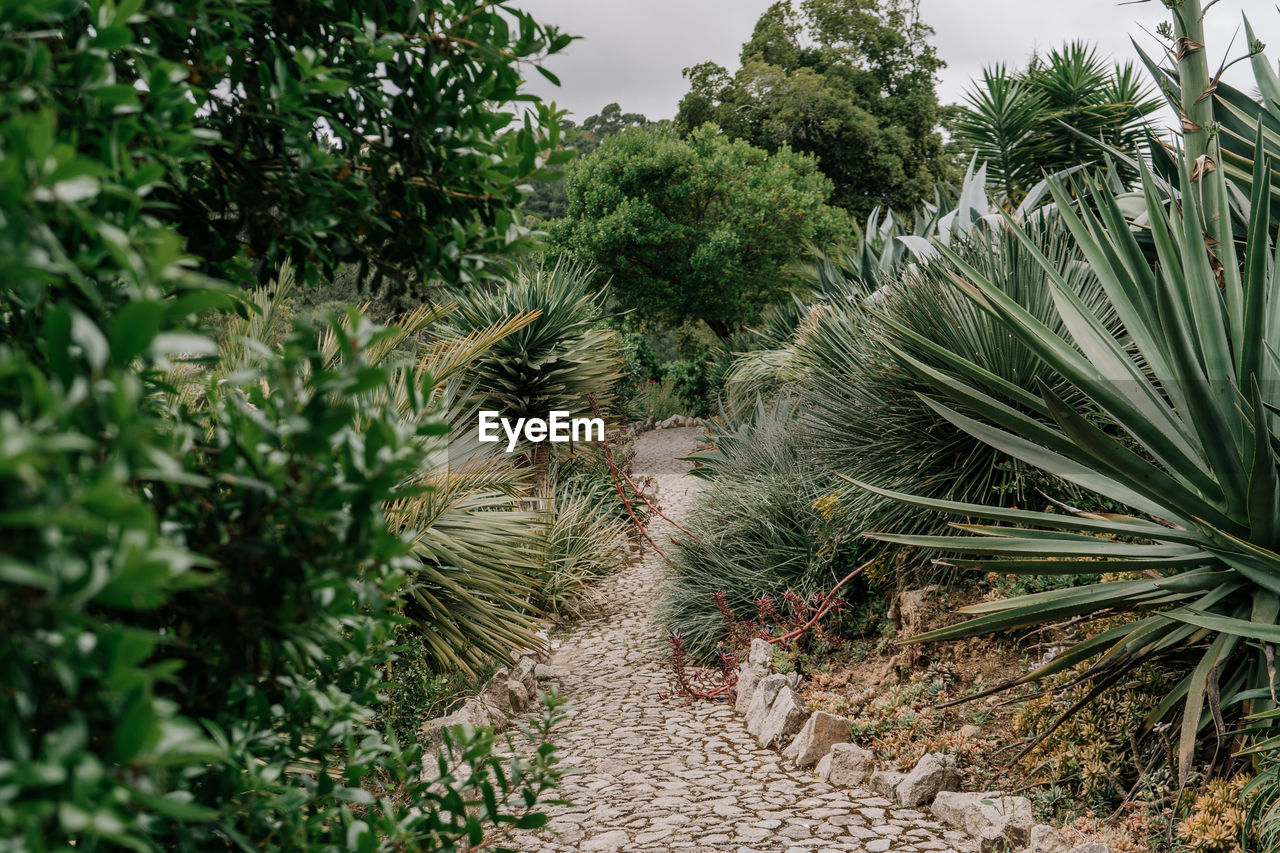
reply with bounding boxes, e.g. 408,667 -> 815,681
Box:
0,2 -> 569,846
658,397 -> 864,658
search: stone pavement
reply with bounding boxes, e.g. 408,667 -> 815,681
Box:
514,427 -> 974,853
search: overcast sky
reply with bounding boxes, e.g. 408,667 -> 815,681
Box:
516,0 -> 1275,134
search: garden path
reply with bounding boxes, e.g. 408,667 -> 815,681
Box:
514,426 -> 973,853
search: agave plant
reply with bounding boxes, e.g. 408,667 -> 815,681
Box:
863,1 -> 1280,780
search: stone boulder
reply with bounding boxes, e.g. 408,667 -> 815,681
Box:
816,743 -> 876,788
1028,824 -> 1072,853
757,686 -> 806,748
1069,845 -> 1109,853
421,697 -> 505,752
747,638 -> 773,667
781,711 -> 853,769
534,663 -> 555,681
482,668 -> 515,713
870,769 -> 906,800
889,585 -> 942,639
895,752 -> 961,807
512,655 -> 538,695
734,663 -> 769,714
931,791 -> 1033,852
745,673 -> 790,736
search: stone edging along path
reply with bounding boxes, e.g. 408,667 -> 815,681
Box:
510,426 -> 978,853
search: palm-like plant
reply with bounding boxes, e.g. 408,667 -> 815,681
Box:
953,42 -> 1160,206
440,258 -> 623,425
866,10 -> 1280,777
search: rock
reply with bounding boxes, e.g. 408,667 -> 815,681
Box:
895,752 -> 961,807
658,415 -> 681,429
1069,845 -> 1109,853
748,638 -> 773,667
745,673 -> 790,736
534,663 -> 555,680
821,743 -> 876,787
481,668 -> 514,712
890,585 -> 941,638
1029,824 -> 1072,853
734,663 -> 769,714
420,697 -> 505,751
781,711 -> 853,769
580,829 -> 629,850
870,769 -> 906,800
958,724 -> 981,741
931,791 -> 1033,852
512,655 -> 538,694
757,685 -> 806,748
505,678 -> 529,710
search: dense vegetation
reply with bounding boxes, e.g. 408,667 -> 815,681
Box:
9,0 -> 1280,849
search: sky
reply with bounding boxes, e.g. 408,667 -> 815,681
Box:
515,0 -> 1276,134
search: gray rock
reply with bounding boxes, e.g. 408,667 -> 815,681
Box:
870,769 -> 906,800
734,662 -> 769,714
420,697 -> 505,751
747,638 -> 773,667
895,752 -> 961,807
757,685 -> 806,748
819,743 -> 876,787
505,678 -> 529,711
658,415 -> 681,429
481,668 -> 514,712
1029,824 -> 1072,853
1069,845 -> 1109,853
534,663 -> 555,680
781,711 -> 853,769
512,655 -> 538,694
931,791 -> 1033,852
744,673 -> 790,736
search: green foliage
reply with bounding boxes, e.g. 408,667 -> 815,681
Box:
674,0 -> 950,219
951,42 -> 1159,206
795,221 -> 1119,575
865,0 -> 1280,784
82,0 -> 570,288
660,397 -> 861,658
555,123 -> 848,338
441,259 -> 623,425
522,104 -> 653,221
622,378 -> 687,423
660,358 -> 712,417
538,464 -> 631,616
0,0 -> 569,846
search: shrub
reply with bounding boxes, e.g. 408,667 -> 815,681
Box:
658,397 -> 863,657
623,378 -> 686,422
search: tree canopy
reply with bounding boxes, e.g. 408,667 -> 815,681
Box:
553,124 -> 848,338
674,0 -> 949,219
522,104 -> 652,220
97,0 -> 574,289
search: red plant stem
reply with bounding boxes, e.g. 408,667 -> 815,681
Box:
616,466 -> 702,542
767,558 -> 873,646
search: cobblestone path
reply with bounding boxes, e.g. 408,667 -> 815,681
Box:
515,427 -> 973,853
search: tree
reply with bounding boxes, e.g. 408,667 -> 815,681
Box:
674,0 -> 949,219
96,0 -> 574,289
951,42 -> 1161,205
554,124 -> 848,338
522,104 -> 651,220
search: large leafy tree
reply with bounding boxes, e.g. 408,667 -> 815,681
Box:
951,42 -> 1161,206
92,0 -> 574,288
553,124 -> 848,338
674,0 -> 949,219
522,103 -> 651,220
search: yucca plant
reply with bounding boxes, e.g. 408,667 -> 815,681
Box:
953,42 -> 1160,206
440,258 -> 624,426
864,0 -> 1280,781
